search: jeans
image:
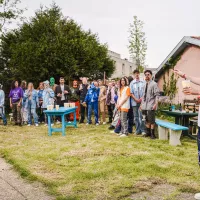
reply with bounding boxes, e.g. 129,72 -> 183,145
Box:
0,107 -> 7,125
27,100 -> 38,124
87,101 -> 98,124
80,100 -> 88,123
133,106 -> 145,134
120,111 -> 128,135
107,103 -> 115,122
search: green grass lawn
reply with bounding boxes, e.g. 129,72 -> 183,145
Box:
0,123 -> 199,200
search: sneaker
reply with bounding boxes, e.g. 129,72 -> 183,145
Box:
120,134 -> 128,138
86,123 -> 89,125
56,120 -> 61,124
35,124 -> 39,127
27,124 -> 31,126
108,125 -> 115,130
96,123 -> 99,126
103,122 -> 106,125
142,132 -> 146,136
44,124 -> 48,126
110,130 -> 115,133
194,193 -> 200,200
51,124 -> 54,126
118,133 -> 123,136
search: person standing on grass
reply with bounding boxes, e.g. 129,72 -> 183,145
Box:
9,80 -> 23,126
55,77 -> 71,123
24,83 -> 39,126
0,84 -> 7,126
42,80 -> 55,126
141,70 -> 160,139
78,77 -> 89,124
20,80 -> 28,124
173,69 -> 200,200
98,80 -> 107,124
37,82 -> 44,123
116,77 -> 131,137
83,81 -> 100,125
130,70 -> 145,135
106,82 -> 116,123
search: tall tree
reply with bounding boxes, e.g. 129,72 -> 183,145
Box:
128,16 -> 147,72
0,0 -> 24,33
0,4 -> 114,85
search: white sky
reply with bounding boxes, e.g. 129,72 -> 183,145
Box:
16,0 -> 200,68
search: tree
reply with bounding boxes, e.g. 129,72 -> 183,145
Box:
0,0 -> 24,34
128,16 -> 147,72
0,4 -> 114,86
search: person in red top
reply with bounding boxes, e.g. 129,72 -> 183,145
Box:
117,77 -> 131,137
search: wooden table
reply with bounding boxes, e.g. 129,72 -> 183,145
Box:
44,107 -> 77,136
161,110 -> 198,139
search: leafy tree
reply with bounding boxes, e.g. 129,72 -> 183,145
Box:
128,16 -> 147,72
0,0 -> 24,33
0,4 -> 114,86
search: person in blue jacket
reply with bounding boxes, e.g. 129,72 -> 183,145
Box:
83,81 -> 100,125
0,84 -> 7,125
24,82 -> 39,126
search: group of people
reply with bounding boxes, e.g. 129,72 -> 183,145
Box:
0,69 -> 161,139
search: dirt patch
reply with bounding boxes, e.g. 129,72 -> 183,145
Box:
131,182 -> 195,200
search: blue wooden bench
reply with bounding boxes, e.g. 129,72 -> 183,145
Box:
156,119 -> 189,146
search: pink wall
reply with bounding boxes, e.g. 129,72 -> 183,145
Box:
157,45 -> 200,103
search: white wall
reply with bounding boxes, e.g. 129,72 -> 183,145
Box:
108,50 -> 136,78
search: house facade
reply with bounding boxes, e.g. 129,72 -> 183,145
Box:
108,50 -> 136,78
155,36 -> 200,103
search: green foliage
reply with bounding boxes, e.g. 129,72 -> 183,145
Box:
162,57 -> 180,100
0,4 -> 114,86
128,16 -> 147,72
0,0 -> 24,33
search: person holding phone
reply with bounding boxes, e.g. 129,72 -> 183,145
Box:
140,70 -> 160,139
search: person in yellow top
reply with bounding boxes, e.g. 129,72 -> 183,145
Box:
116,77 -> 131,137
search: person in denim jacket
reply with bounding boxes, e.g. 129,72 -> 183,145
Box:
42,80 -> 55,125
130,70 -> 145,135
0,84 -> 7,125
83,81 -> 100,125
24,83 -> 39,126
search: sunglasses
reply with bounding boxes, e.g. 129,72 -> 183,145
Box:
145,74 -> 151,76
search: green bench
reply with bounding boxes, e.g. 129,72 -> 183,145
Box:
156,119 -> 189,146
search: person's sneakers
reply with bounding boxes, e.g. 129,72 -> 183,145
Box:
110,130 -> 115,134
96,123 -> 99,126
86,123 -> 89,125
3,123 -> 7,126
44,124 -> 48,126
120,134 -> 128,138
51,124 -> 54,126
35,124 -> 39,127
108,125 -> 115,130
56,120 -> 61,124
27,124 -> 31,126
103,122 -> 106,125
142,132 -> 146,136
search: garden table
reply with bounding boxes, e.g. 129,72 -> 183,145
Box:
44,107 -> 77,136
161,110 -> 198,139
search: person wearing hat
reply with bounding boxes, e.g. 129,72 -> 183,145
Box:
0,84 -> 7,125
42,80 -> 55,125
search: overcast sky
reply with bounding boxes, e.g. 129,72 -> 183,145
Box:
19,0 -> 200,68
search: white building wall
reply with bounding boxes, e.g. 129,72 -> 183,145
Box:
108,50 -> 136,78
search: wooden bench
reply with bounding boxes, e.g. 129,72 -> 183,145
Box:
156,119 -> 189,146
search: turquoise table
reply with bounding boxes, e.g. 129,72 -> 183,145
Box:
44,107 -> 77,136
